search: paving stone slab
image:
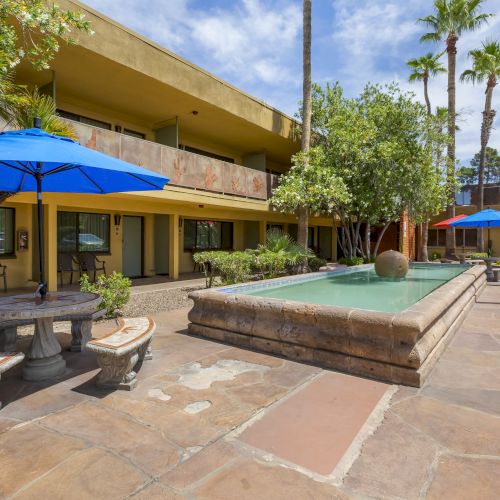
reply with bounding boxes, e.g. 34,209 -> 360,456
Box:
426,455 -> 500,500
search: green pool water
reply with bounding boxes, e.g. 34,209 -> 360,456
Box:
242,264 -> 468,313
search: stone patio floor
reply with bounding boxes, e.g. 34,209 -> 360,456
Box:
0,284 -> 499,499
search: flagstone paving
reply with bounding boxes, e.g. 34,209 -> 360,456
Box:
0,284 -> 499,499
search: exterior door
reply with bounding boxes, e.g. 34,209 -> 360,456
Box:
122,216 -> 143,277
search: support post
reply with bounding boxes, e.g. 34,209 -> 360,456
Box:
46,201 -> 58,292
169,214 -> 179,280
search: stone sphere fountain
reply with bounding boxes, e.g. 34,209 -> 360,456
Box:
375,250 -> 409,279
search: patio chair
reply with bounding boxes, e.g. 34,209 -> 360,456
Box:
0,263 -> 6,292
57,253 -> 80,288
77,253 -> 106,282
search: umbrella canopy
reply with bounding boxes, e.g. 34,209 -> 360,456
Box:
0,125 -> 169,298
433,214 -> 467,228
449,209 -> 500,228
0,128 -> 168,193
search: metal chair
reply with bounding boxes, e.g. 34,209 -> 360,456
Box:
77,253 -> 106,282
0,263 -> 6,292
57,253 -> 80,288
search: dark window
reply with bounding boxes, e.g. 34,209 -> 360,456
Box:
266,224 -> 283,232
427,228 -> 446,247
179,144 -> 234,164
0,208 -> 15,255
308,227 -> 316,250
57,109 -> 112,131
123,129 -> 146,140
456,229 -> 477,248
184,219 -> 233,251
58,212 -> 110,253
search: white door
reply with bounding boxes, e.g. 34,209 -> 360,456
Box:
122,216 -> 143,277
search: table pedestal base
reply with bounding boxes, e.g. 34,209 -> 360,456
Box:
23,354 -> 66,381
22,317 -> 66,381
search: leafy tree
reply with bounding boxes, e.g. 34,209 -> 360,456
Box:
407,52 -> 446,114
458,148 -> 500,184
419,0 -> 493,258
460,40 -> 500,251
303,83 -> 448,260
0,0 -> 92,72
271,146 -> 348,229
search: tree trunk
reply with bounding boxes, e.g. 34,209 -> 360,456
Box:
373,222 -> 391,257
420,220 -> 429,262
477,81 -> 496,252
365,223 -> 371,261
423,76 -> 432,115
445,34 -> 457,259
297,0 -> 312,271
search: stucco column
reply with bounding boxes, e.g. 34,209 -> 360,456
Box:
233,221 -> 244,250
169,214 -> 179,280
259,221 -> 267,245
143,214 -> 155,276
46,202 -> 58,292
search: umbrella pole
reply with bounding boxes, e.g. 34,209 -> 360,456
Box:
36,165 -> 47,299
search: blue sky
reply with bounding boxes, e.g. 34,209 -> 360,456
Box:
82,0 -> 500,163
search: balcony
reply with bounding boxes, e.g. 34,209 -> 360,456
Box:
456,184 -> 500,207
66,120 -> 279,201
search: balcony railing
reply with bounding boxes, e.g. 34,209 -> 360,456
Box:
65,120 -> 279,201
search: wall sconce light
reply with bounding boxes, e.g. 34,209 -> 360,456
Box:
114,214 -> 122,226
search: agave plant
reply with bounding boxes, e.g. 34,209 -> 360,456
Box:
257,228 -> 313,263
9,87 -> 77,140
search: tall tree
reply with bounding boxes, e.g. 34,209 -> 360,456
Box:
296,0 -> 312,264
407,52 -> 446,261
460,40 -> 500,251
419,0 -> 493,259
407,52 -> 446,114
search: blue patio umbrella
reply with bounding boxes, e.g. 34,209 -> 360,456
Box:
450,208 -> 500,254
0,122 -> 169,298
449,208 -> 500,228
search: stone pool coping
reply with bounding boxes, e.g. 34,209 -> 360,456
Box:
188,264 -> 486,387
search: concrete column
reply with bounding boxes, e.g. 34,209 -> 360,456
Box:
143,214 -> 155,276
46,202 -> 58,292
169,214 -> 179,279
233,221 -> 244,250
259,221 -> 267,245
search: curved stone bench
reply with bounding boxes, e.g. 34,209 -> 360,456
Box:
0,309 -> 106,353
86,317 -> 155,391
0,352 -> 24,408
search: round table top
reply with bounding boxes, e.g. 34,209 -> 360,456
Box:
0,291 -> 102,320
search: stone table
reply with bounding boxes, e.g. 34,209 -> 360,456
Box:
0,292 -> 102,381
482,257 -> 499,282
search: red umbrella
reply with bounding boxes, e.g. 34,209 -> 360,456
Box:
432,214 -> 467,228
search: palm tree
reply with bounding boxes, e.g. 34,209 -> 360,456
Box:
297,0 -> 312,269
407,52 -> 446,261
419,0 -> 493,259
407,52 -> 446,114
460,40 -> 500,252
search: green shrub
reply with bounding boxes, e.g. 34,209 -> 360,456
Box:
363,257 -> 376,264
253,251 -> 288,279
430,251 -> 441,261
193,251 -> 253,287
338,256 -> 365,266
308,256 -> 327,271
469,252 -> 488,259
80,272 -> 131,318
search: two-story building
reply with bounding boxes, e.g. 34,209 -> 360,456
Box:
1,0 -> 341,291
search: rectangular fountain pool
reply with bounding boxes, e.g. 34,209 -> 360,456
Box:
188,263 -> 486,387
234,264 -> 469,313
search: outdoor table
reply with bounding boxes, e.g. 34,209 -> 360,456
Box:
0,292 -> 101,381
